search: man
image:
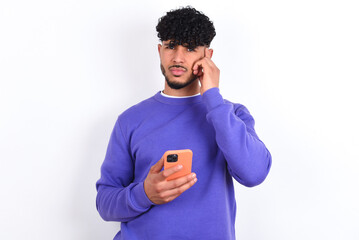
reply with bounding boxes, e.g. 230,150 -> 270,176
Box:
96,6 -> 272,240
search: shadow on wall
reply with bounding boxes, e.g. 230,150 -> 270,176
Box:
68,13 -> 165,238
115,21 -> 162,96
68,22 -> 157,239
70,114 -> 120,239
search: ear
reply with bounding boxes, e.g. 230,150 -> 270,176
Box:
208,48 -> 213,58
204,48 -> 214,58
158,43 -> 162,55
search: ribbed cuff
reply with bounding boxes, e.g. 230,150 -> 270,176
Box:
202,87 -> 224,111
131,182 -> 156,210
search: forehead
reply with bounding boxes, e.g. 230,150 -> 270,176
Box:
162,39 -> 204,48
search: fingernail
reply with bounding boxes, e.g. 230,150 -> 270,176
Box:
178,165 -> 183,169
192,173 -> 196,179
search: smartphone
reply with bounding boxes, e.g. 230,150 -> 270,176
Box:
163,149 -> 193,181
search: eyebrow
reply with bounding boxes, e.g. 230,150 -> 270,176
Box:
163,43 -> 198,49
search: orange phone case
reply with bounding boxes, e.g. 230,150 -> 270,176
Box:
163,149 -> 193,181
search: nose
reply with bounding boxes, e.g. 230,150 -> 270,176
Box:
172,47 -> 185,64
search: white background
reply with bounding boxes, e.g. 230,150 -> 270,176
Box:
1,0 -> 358,239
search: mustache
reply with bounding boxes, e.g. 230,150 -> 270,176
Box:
169,65 -> 187,71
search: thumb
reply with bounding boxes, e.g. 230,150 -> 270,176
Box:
150,157 -> 164,173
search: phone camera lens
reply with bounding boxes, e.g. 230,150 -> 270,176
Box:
167,154 -> 178,162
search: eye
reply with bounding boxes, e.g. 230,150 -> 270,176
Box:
166,44 -> 175,50
187,47 -> 196,52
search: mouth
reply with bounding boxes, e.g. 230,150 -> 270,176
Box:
169,66 -> 187,76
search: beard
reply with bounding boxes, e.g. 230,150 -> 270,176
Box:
160,64 -> 198,90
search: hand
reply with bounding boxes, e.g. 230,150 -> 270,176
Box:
144,157 -> 197,205
192,48 -> 220,95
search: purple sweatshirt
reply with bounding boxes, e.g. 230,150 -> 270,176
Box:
96,87 -> 272,240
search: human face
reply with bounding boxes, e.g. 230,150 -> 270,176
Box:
158,40 -> 206,90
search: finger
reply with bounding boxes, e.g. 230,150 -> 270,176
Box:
196,67 -> 203,77
192,60 -> 204,75
159,177 -> 197,200
160,164 -> 183,180
193,57 -> 213,75
163,172 -> 197,191
150,157 -> 164,173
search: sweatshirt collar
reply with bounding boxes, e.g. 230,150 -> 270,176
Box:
154,90 -> 202,105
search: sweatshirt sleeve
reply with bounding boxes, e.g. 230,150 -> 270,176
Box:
95,117 -> 155,222
202,87 -> 272,187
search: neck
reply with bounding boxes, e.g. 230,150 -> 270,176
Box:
163,79 -> 201,97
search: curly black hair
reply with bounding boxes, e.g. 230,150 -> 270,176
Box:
156,6 -> 216,49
